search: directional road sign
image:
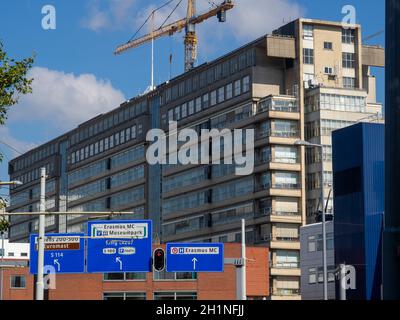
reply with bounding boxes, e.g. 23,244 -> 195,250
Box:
30,233 -> 85,274
166,243 -> 224,272
87,220 -> 152,273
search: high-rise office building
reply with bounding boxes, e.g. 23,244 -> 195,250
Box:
7,18 -> 383,299
332,123 -> 384,300
384,0 -> 400,300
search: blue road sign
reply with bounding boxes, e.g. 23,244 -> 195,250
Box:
87,220 -> 152,273
166,243 -> 224,272
30,233 -> 85,274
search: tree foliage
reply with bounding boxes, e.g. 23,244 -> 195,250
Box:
0,41 -> 34,124
0,41 -> 34,162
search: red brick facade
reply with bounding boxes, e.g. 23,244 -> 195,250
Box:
0,244 -> 268,300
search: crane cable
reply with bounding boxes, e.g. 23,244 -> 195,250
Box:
126,0 -> 177,43
159,0 -> 184,30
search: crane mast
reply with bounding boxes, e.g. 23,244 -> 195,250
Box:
185,0 -> 197,71
115,0 -> 234,72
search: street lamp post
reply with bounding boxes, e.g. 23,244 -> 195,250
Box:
0,180 -> 23,301
295,140 -> 328,300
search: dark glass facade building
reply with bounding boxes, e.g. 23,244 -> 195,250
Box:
333,123 -> 384,300
384,0 -> 400,300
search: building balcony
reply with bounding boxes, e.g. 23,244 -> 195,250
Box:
257,96 -> 299,114
257,156 -> 301,172
258,131 -> 300,146
270,289 -> 301,300
255,208 -> 302,224
258,234 -> 300,250
256,183 -> 302,198
270,263 -> 301,277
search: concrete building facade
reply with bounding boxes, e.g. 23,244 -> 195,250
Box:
300,221 -> 335,300
6,18 -> 383,300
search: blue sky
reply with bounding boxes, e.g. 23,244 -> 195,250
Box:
0,0 -> 385,186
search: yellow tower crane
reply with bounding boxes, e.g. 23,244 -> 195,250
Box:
114,0 -> 234,72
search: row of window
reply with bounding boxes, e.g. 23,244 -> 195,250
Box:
260,172 -> 300,190
164,76 -> 251,124
164,176 -> 260,215
68,145 -> 145,187
104,291 -> 197,300
306,171 -> 333,191
10,180 -> 56,207
305,93 -> 366,113
305,119 -> 356,139
68,186 -> 145,212
305,145 -> 332,164
9,213 -> 56,237
70,100 -> 147,147
11,162 -> 55,188
302,24 -> 356,45
259,120 -> 300,138
161,48 -> 255,106
68,165 -> 145,202
303,49 -> 356,69
69,124 -> 142,165
308,266 -> 336,284
11,143 -> 57,172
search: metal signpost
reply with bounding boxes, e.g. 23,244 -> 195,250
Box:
166,243 -> 224,272
29,233 -> 85,274
86,220 -> 152,273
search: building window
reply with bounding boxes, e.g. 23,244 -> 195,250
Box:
324,42 -> 333,50
202,94 -> 209,109
210,90 -> 217,106
303,48 -> 314,65
103,292 -> 146,300
226,83 -> 233,99
308,268 -> 316,284
181,103 -> 187,118
303,24 -> 313,38
342,52 -> 355,69
308,236 -> 316,252
234,79 -> 241,96
342,28 -> 355,44
188,100 -> 195,115
10,275 -> 26,288
324,67 -> 334,75
195,97 -> 202,113
103,272 -> 146,281
154,292 -> 197,300
343,77 -> 356,88
154,270 -> 197,281
242,75 -> 250,93
174,106 -> 181,121
218,87 -> 225,103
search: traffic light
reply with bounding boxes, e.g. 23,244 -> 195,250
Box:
153,248 -> 165,272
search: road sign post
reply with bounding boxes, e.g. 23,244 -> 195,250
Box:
86,220 -> 152,273
166,243 -> 224,273
30,233 -> 85,274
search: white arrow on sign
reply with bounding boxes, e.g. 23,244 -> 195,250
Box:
192,257 -> 198,270
54,259 -> 61,272
116,257 -> 123,270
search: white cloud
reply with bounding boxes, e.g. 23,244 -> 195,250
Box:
82,0 -> 137,32
0,127 -> 37,158
8,67 -> 126,132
